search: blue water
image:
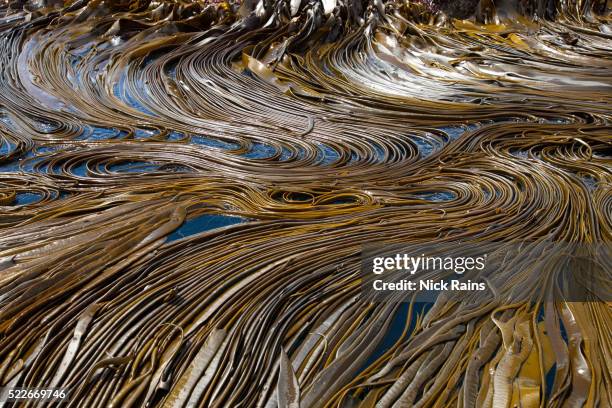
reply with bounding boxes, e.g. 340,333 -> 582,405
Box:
373,142 -> 385,160
363,303 -> 433,369
545,364 -> 556,399
0,115 -> 14,128
165,65 -> 177,79
581,175 -> 597,191
167,214 -> 245,241
439,125 -> 474,140
77,126 -> 128,140
70,162 -> 88,176
35,145 -> 63,154
510,149 -> 529,159
243,142 -> 277,159
34,121 -> 58,133
0,150 -> 37,172
536,306 -> 545,322
113,75 -> 156,116
0,141 -> 14,155
412,137 -> 435,157
134,128 -> 159,139
414,191 -> 455,202
327,197 -> 357,205
537,306 -> 561,399
280,147 -> 294,161
167,131 -> 185,141
559,317 -> 568,343
191,135 -> 239,150
77,127 -> 188,142
316,143 -> 340,165
14,192 -> 43,205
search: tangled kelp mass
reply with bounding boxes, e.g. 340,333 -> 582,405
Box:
0,0 -> 611,406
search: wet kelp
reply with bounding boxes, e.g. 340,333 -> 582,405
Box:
0,0 -> 611,406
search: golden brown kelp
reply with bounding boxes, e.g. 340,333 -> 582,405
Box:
0,0 -> 610,407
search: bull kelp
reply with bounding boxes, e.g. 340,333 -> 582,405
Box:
0,0 -> 610,406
